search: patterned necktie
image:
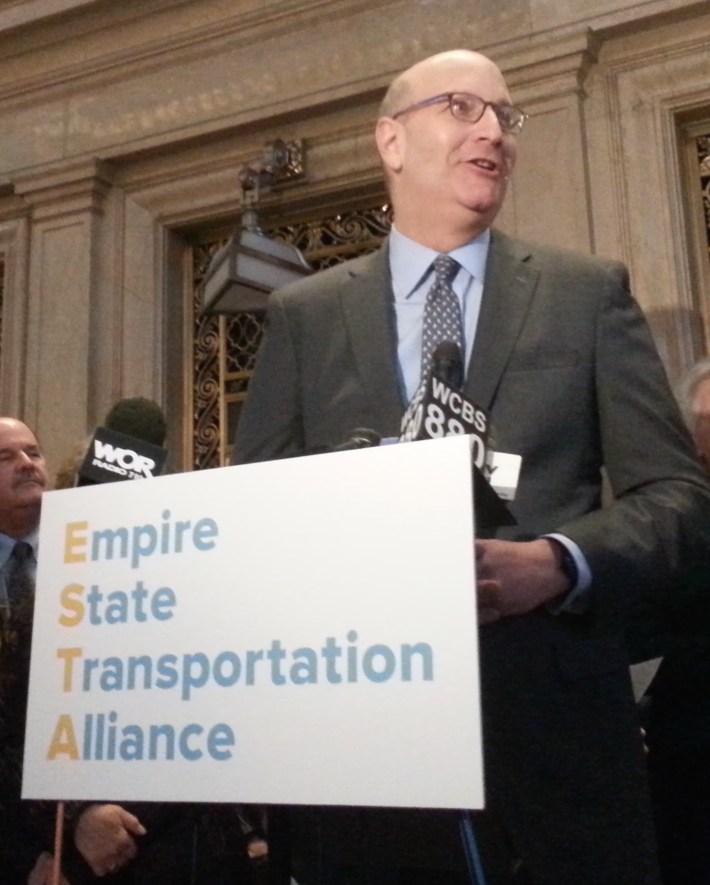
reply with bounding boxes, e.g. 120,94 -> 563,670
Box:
0,541 -> 35,654
2,541 -> 34,604
420,254 -> 464,384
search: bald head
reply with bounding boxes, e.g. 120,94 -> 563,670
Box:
0,418 -> 48,539
380,50 -> 508,117
376,50 -> 519,250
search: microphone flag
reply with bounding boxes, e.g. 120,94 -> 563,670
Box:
399,372 -> 489,471
77,426 -> 169,486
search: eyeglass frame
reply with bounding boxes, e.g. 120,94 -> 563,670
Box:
391,91 -> 529,135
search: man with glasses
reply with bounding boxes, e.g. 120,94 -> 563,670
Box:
233,50 -> 710,884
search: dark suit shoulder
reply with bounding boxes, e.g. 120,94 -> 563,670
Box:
491,228 -> 628,281
269,248 -> 387,310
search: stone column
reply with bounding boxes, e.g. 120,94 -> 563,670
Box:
11,159 -> 113,472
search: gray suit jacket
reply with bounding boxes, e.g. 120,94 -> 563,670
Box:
234,230 -> 710,883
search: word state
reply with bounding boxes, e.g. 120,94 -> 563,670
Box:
60,581 -> 176,627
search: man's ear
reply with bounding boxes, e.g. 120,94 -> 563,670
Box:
375,116 -> 404,173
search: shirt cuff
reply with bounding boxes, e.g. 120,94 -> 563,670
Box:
544,533 -> 592,615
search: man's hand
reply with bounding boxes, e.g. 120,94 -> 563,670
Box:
475,538 -> 571,624
74,804 -> 146,877
246,837 -> 269,866
28,851 -> 71,885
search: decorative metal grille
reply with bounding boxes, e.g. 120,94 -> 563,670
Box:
191,204 -> 392,470
698,134 -> 710,268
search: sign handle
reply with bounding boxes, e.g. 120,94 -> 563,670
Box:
51,802 -> 65,885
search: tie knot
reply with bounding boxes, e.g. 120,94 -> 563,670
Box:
11,541 -> 33,565
433,254 -> 459,288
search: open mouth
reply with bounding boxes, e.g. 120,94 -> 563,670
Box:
470,158 -> 498,172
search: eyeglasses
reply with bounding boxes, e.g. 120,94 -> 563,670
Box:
392,92 -> 528,135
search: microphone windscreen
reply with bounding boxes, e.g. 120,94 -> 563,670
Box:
432,341 -> 463,390
104,397 -> 167,447
433,340 -> 461,365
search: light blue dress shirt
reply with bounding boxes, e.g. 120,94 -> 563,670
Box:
389,225 -> 488,403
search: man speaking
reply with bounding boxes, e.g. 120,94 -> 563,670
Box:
232,49 -> 710,885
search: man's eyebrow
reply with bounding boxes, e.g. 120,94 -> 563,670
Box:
0,444 -> 40,455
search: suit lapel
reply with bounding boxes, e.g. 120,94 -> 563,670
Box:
335,232 -> 540,426
466,230 -> 539,409
339,246 -> 406,427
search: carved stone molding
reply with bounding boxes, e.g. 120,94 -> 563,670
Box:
0,216 -> 30,414
0,1 -> 682,181
586,9 -> 710,374
12,158 -> 118,466
12,157 -> 113,221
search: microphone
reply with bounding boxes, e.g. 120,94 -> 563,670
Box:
432,341 -> 463,390
399,341 -> 516,528
333,428 -> 382,452
305,428 -> 382,456
76,398 -> 169,486
104,396 -> 167,447
399,342 -> 489,468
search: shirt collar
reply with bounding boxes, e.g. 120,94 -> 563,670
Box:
389,225 -> 491,301
0,530 -> 38,567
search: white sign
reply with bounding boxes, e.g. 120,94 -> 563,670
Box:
23,435 -> 483,809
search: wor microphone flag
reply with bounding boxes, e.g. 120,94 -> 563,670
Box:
78,427 -> 169,485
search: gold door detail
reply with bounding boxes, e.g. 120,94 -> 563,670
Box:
190,204 -> 392,470
698,134 -> 710,269
0,258 -> 4,366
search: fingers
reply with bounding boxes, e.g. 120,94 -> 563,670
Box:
475,538 -> 504,622
75,803 -> 144,877
27,852 -> 53,885
476,578 -> 502,624
118,808 -> 147,837
474,538 -> 567,617
476,578 -> 499,607
94,842 -> 135,878
474,539 -> 498,581
98,829 -> 138,875
477,607 -> 501,625
28,852 -> 72,885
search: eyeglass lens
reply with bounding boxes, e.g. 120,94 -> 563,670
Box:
449,94 -> 523,133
